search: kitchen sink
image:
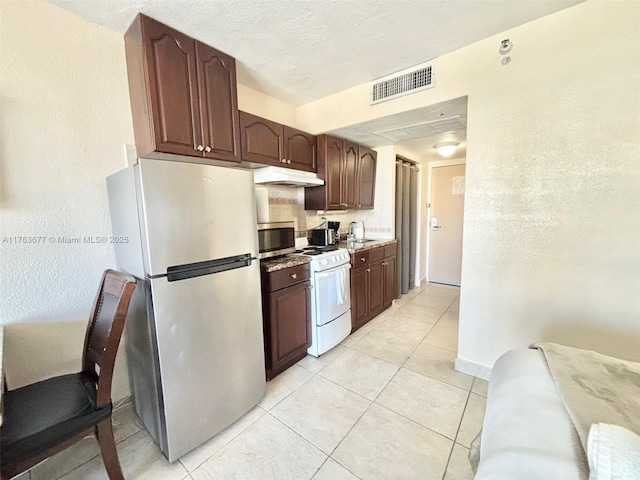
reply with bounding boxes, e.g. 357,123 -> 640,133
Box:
349,238 -> 377,244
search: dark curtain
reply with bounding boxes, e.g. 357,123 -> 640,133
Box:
395,162 -> 403,298
395,159 -> 419,297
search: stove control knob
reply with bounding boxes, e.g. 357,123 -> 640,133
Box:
321,259 -> 328,266
331,257 -> 336,262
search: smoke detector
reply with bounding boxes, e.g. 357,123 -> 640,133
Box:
499,39 -> 513,55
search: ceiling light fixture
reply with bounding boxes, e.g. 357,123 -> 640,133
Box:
434,142 -> 459,157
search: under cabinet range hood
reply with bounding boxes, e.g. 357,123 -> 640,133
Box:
253,166 -> 324,187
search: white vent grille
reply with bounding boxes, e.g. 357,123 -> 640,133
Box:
370,61 -> 435,105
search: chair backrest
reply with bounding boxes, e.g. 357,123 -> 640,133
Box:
82,269 -> 136,407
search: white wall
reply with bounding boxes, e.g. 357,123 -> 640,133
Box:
296,1 -> 640,371
237,84 -> 297,126
0,0 -> 135,398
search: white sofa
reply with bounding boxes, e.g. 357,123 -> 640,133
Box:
475,348 -> 587,480
474,346 -> 640,480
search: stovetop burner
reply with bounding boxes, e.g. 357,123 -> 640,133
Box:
295,245 -> 339,255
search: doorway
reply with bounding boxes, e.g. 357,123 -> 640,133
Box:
428,162 -> 465,286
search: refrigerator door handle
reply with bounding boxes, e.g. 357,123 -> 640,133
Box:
166,254 -> 253,282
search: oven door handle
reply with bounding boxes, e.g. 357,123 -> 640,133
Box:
315,264 -> 351,279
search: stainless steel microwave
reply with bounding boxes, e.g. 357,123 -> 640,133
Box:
257,221 -> 295,259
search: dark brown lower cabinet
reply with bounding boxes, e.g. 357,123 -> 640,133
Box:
261,264 -> 312,380
350,242 -> 397,332
352,265 -> 369,331
368,260 -> 385,319
383,254 -> 397,307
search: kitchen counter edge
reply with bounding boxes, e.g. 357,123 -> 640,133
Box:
260,255 -> 311,273
341,238 -> 397,254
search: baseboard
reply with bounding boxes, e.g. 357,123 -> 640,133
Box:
455,356 -> 492,381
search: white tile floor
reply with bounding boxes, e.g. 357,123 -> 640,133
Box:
22,283 -> 487,480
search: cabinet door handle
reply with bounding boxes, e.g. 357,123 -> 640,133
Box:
281,159 -> 287,163
205,146 -> 212,152
360,257 -> 366,262
357,204 -> 362,207
195,145 -> 204,152
366,268 -> 371,273
290,273 -> 297,279
287,159 -> 291,164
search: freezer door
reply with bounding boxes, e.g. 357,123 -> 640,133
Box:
149,261 -> 266,461
137,159 -> 259,276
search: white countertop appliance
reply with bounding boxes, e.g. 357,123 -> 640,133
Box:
293,246 -> 352,356
106,158 -> 266,462
350,221 -> 365,240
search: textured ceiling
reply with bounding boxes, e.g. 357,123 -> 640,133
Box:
332,96 -> 468,162
47,0 -> 584,105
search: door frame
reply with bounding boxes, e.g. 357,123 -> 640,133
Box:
424,159 -> 466,284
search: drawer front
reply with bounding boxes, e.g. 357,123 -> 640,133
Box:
369,246 -> 384,263
269,264 -> 310,292
384,242 -> 398,259
351,251 -> 369,267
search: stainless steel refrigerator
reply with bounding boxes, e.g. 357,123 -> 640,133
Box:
106,158 -> 266,462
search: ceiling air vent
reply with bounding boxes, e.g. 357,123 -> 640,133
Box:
370,61 -> 435,105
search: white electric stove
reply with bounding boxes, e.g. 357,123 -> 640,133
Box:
293,246 -> 352,357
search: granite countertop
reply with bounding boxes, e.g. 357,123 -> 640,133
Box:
340,238 -> 397,254
260,254 -> 311,273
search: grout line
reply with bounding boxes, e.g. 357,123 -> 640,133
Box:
178,407 -> 266,474
296,344 -> 351,374
327,456 -> 365,480
373,402 -> 456,444
265,411 -> 332,460
441,389 -> 473,479
453,389 -> 473,446
260,366 -> 316,412
317,370 -> 380,405
402,362 -> 472,391
327,399 -> 372,458
310,457 -> 330,480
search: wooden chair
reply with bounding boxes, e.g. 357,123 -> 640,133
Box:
0,269 -> 136,480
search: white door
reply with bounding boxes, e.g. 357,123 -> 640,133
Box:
429,164 -> 465,285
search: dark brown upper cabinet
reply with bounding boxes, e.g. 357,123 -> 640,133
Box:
196,41 -> 240,162
284,126 -> 316,171
357,146 -> 377,209
125,14 -> 240,162
305,135 -> 344,210
305,135 -> 376,211
239,112 -> 316,172
240,112 -> 284,165
343,141 -> 358,209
